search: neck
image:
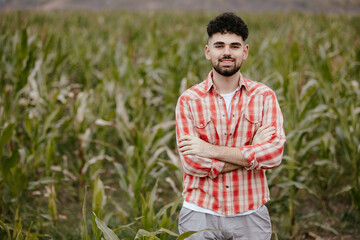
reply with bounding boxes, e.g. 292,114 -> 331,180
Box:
212,70 -> 240,94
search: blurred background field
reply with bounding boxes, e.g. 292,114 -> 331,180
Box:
2,0 -> 360,12
0,4 -> 359,240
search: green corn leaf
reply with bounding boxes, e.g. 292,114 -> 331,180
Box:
1,146 -> 19,179
170,196 -> 183,216
24,114 -> 32,138
133,228 -> 221,240
158,228 -> 179,237
81,186 -> 90,240
93,212 -> 119,240
149,233 -> 161,240
278,181 -> 318,199
0,123 -> 15,159
134,229 -> 160,240
45,138 -> 55,176
335,185 -> 352,196
0,123 -> 15,147
149,180 -> 158,206
0,219 -> 11,240
176,229 -> 221,240
312,222 -> 339,235
92,177 -> 106,211
11,168 -> 29,199
42,107 -> 61,138
351,188 -> 360,214
47,184 -> 57,222
92,177 -> 106,239
113,219 -> 139,233
176,231 -> 198,240
27,177 -> 56,191
14,220 -> 23,240
20,28 -> 28,59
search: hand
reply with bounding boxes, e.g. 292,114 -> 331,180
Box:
178,135 -> 213,158
252,125 -> 276,145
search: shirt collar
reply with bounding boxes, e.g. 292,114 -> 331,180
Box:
204,70 -> 249,93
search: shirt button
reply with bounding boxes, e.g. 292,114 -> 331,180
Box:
226,185 -> 229,188
232,114 -> 235,117
222,114 -> 225,117
219,97 -> 222,99
234,98 -> 236,100
224,133 -> 227,136
230,133 -> 232,136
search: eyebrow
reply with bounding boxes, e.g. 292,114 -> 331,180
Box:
213,41 -> 242,46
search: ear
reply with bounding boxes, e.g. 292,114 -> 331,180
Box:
243,44 -> 249,60
205,45 -> 211,60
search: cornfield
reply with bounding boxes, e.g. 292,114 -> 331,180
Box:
0,11 -> 359,239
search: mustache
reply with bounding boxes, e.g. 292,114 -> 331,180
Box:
220,57 -> 235,61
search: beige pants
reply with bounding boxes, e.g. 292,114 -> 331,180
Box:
178,205 -> 272,240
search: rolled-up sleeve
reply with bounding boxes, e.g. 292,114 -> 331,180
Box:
175,97 -> 225,179
240,92 -> 286,170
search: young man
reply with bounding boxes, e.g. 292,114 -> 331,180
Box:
175,13 -> 286,239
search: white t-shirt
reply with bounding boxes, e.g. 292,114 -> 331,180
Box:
220,88 -> 238,119
183,87 -> 261,217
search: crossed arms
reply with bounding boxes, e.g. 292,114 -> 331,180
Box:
178,126 -> 276,173
175,92 -> 286,179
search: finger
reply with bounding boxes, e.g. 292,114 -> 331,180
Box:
179,135 -> 193,142
182,149 -> 195,155
261,125 -> 275,131
265,129 -> 276,136
262,132 -> 276,140
264,130 -> 276,136
261,135 -> 272,141
257,125 -> 268,132
257,130 -> 269,138
260,129 -> 275,137
178,140 -> 192,148
262,129 -> 276,136
253,130 -> 275,143
179,146 -> 193,152
255,126 -> 268,135
258,126 -> 275,135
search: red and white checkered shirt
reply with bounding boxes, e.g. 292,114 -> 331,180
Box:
175,71 -> 286,216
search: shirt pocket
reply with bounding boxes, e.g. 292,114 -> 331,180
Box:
189,99 -> 215,143
193,113 -> 212,141
243,109 -> 262,145
244,94 -> 263,125
244,111 -> 262,124
194,113 -> 211,129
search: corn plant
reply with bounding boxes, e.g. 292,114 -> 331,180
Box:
0,11 -> 359,239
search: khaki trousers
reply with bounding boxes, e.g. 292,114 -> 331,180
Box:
178,205 -> 272,240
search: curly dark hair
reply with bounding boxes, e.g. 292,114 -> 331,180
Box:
207,12 -> 249,41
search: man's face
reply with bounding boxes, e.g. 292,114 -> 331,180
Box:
205,32 -> 249,77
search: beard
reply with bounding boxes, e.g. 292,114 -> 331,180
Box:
212,57 -> 242,77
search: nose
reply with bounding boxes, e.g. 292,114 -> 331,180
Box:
223,45 -> 231,56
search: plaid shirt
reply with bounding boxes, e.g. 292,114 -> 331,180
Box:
175,71 -> 286,216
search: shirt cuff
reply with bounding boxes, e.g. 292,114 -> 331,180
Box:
209,159 -> 225,179
240,146 -> 258,170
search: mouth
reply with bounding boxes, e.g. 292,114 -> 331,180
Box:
220,58 -> 235,66
220,58 -> 234,62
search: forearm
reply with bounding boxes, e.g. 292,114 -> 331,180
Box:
179,153 -> 225,179
179,135 -> 251,170
209,145 -> 250,168
221,162 -> 242,173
